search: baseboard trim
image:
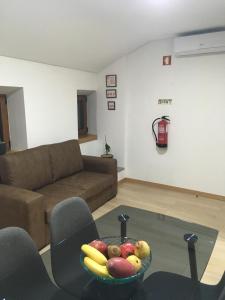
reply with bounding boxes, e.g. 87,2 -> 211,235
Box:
118,178 -> 126,185
120,178 -> 225,202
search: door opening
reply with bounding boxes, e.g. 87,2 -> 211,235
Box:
77,95 -> 88,137
0,95 -> 11,151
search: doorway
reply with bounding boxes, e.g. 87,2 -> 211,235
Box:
0,95 -> 10,150
77,90 -> 97,140
77,95 -> 88,137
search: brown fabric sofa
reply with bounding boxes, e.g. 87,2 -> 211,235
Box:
0,140 -> 117,249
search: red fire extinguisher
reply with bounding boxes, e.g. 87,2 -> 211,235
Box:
152,116 -> 170,148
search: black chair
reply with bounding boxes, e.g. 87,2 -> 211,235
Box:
134,233 -> 225,300
50,197 -> 99,298
134,270 -> 225,300
0,227 -> 77,300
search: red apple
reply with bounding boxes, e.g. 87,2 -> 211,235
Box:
120,242 -> 135,258
89,239 -> 108,256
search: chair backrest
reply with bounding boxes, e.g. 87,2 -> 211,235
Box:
0,227 -> 53,299
217,272 -> 225,300
191,271 -> 225,300
50,197 -> 99,295
50,197 -> 99,245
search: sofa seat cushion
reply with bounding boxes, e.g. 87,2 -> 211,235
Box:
0,146 -> 52,190
48,140 -> 83,181
56,171 -> 114,199
37,183 -> 86,223
38,171 -> 114,223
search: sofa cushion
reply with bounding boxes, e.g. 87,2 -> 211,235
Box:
37,171 -> 114,223
48,140 -> 83,181
0,146 -> 52,190
37,183 -> 86,223
57,171 -> 114,198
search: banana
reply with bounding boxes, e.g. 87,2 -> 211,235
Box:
81,244 -> 107,265
84,256 -> 110,277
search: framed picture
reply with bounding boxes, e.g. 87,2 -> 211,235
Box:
107,101 -> 116,110
106,89 -> 117,98
106,74 -> 117,87
163,55 -> 172,65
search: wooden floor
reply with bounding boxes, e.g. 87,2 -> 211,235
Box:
92,181 -> 225,285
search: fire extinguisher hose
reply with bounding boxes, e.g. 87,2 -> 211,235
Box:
162,115 -> 170,121
152,117 -> 161,143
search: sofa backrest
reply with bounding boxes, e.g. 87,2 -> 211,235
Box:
0,140 -> 83,190
48,139 -> 83,181
0,146 -> 52,190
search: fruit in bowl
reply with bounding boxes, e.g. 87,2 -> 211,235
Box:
127,255 -> 142,272
107,257 -> 136,278
107,245 -> 121,258
81,244 -> 107,265
120,242 -> 136,258
89,239 -> 108,256
81,237 -> 151,282
134,240 -> 150,259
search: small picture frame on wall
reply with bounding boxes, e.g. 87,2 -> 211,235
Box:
106,74 -> 117,87
163,55 -> 172,65
106,89 -> 117,98
107,101 -> 116,110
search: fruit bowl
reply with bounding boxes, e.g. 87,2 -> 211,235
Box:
80,236 -> 151,285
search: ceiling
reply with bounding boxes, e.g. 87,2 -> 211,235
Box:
0,0 -> 225,72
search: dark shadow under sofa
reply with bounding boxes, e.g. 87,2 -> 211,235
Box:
0,139 -> 117,249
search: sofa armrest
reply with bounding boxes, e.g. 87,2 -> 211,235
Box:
0,184 -> 46,249
82,155 -> 117,175
82,155 -> 118,193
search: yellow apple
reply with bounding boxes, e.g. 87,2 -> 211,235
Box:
134,240 -> 150,259
127,255 -> 142,272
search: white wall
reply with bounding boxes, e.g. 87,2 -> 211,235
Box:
96,39 -> 225,195
80,140 -> 102,156
0,56 -> 97,148
126,39 -> 225,195
7,88 -> 27,150
97,57 -> 128,167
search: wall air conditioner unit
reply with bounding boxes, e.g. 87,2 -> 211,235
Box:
174,31 -> 225,56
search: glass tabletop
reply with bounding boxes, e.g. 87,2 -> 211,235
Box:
2,207 -> 219,300
51,220 -> 152,300
95,206 -> 218,280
